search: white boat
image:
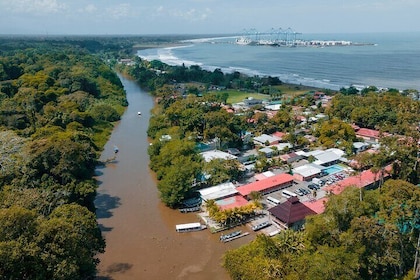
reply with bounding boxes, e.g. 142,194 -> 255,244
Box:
220,230 -> 241,241
252,221 -> 271,231
175,222 -> 206,233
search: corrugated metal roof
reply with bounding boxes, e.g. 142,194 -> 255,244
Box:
236,173 -> 294,196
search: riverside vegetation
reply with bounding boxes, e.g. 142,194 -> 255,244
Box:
1,35 -> 419,279
119,53 -> 420,279
0,38 -> 129,278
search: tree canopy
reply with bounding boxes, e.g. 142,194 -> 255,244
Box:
0,39 -> 127,278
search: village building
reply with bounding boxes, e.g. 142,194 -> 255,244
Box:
198,182 -> 238,202
300,148 -> 346,166
272,131 -> 287,141
258,146 -> 277,158
244,97 -> 263,107
273,142 -> 293,151
354,127 -> 391,143
280,152 -> 302,164
216,195 -> 250,210
292,163 -> 325,181
253,134 -> 281,146
236,173 -> 294,199
254,171 -> 276,181
268,196 -> 317,230
302,197 -> 328,214
200,150 -> 237,162
353,141 -> 370,154
226,148 -> 241,155
355,127 -> 381,143
324,166 -> 392,195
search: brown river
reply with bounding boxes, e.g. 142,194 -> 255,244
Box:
94,75 -> 253,280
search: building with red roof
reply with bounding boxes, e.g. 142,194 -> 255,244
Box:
324,166 -> 391,195
236,173 -> 294,199
272,131 -> 287,140
268,196 -> 317,230
302,197 -> 328,214
216,195 -> 250,210
355,128 -> 391,143
355,128 -> 381,142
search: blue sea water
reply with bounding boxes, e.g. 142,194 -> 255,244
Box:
138,32 -> 420,91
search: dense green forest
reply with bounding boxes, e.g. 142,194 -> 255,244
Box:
0,38 -> 128,278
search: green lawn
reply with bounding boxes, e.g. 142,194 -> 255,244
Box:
206,82 -> 320,104
208,89 -> 270,104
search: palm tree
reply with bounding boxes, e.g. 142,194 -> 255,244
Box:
249,191 -> 263,210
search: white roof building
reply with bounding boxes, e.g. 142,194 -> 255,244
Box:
313,150 -> 343,165
198,182 -> 238,201
292,163 -> 325,178
200,150 -> 237,163
273,143 -> 293,151
299,148 -> 346,166
253,134 -> 281,146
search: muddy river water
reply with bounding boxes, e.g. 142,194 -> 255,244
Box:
94,75 -> 253,280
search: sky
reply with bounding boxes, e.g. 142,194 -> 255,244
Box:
1,0 -> 419,35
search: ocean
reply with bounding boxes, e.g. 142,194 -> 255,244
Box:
138,32 -> 420,91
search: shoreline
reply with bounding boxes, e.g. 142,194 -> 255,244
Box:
134,35 -> 420,92
133,42 -> 189,51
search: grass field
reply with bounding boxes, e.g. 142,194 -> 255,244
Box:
208,83 -> 317,104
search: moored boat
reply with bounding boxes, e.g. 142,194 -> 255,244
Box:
251,221 -> 271,231
175,222 -> 207,233
179,206 -> 201,213
220,230 -> 242,241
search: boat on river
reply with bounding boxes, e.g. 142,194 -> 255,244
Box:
220,230 -> 249,243
175,222 -> 207,233
220,230 -> 241,241
251,221 -> 271,231
179,206 -> 201,213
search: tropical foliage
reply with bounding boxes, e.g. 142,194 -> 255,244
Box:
223,181 -> 420,280
0,40 -> 127,278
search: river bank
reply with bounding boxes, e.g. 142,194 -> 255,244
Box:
94,75 -> 253,280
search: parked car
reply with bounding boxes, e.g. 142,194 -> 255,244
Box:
300,188 -> 310,195
308,184 -> 317,190
294,189 -> 304,196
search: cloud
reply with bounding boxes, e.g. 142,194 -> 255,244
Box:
79,4 -> 97,14
105,3 -> 133,19
5,0 -> 66,14
170,7 -> 212,21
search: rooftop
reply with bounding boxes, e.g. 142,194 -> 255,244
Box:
199,182 -> 238,201
268,196 -> 317,225
254,171 -> 276,181
355,128 -> 381,139
253,134 -> 280,145
236,173 -> 294,197
302,197 -> 328,214
325,165 -> 391,195
200,150 -> 237,162
292,163 -> 324,178
216,195 -> 250,210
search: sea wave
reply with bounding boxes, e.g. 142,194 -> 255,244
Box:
138,45 -> 203,67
